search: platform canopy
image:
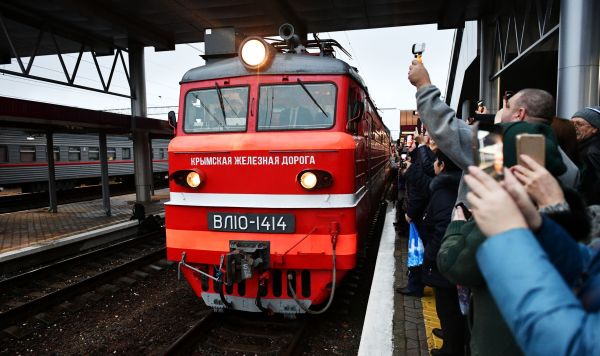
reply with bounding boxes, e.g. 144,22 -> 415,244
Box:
0,0 -> 483,57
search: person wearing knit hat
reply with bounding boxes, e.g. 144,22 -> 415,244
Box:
572,106 -> 600,142
572,106 -> 600,205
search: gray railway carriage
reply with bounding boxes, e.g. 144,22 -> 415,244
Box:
0,129 -> 169,192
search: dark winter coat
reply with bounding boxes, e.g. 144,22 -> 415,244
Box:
404,145 -> 435,226
578,134 -> 600,205
421,170 -> 461,288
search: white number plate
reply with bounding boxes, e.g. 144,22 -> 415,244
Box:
208,213 -> 295,233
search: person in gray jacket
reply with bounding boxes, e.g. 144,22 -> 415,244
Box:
407,60 -> 579,203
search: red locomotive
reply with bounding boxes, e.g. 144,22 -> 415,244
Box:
166,25 -> 391,315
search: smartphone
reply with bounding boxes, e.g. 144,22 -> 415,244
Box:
516,134 -> 545,166
455,202 -> 472,220
472,122 -> 504,180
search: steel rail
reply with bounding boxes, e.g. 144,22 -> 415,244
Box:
0,228 -> 163,287
0,247 -> 166,329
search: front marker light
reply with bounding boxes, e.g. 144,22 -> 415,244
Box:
300,172 -> 318,189
170,170 -> 205,189
186,172 -> 201,188
297,170 -> 333,190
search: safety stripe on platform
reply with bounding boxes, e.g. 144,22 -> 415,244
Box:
421,287 -> 443,351
357,203 -> 395,355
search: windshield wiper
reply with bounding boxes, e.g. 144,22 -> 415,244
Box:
296,78 -> 328,119
214,82 -> 228,125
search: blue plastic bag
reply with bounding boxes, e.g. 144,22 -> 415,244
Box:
407,222 -> 424,267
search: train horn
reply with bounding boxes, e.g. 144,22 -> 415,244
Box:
278,23 -> 295,40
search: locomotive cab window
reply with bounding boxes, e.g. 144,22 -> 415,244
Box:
257,83 -> 336,131
19,146 -> 36,162
183,86 -> 249,133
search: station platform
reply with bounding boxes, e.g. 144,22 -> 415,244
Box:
0,188 -> 169,258
359,203 -> 442,356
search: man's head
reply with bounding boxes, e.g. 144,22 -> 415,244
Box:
571,106 -> 600,142
434,150 -> 459,176
500,89 -> 555,124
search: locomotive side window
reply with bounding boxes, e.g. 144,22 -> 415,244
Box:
0,145 -> 7,162
257,83 -> 336,131
89,147 -> 99,160
68,147 -> 81,161
19,146 -> 36,162
183,86 -> 249,133
107,148 -> 116,160
122,147 -> 131,160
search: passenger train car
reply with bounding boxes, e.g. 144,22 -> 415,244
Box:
0,129 -> 169,192
167,26 -> 392,315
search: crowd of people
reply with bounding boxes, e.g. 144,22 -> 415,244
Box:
388,59 -> 600,356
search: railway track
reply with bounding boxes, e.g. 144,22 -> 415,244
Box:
0,229 -> 167,336
164,312 -> 308,356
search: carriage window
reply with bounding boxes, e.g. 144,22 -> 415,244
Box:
20,146 -> 36,162
0,145 -> 7,162
88,147 -> 99,160
68,147 -> 81,161
122,147 -> 131,160
159,148 -> 165,159
107,148 -> 116,160
183,86 -> 249,133
257,83 -> 336,131
53,146 -> 60,161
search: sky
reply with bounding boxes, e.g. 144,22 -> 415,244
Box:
0,24 -> 455,139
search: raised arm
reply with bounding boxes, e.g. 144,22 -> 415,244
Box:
408,60 -> 473,171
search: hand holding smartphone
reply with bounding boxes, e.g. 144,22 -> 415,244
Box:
454,202 -> 472,221
516,134 -> 545,166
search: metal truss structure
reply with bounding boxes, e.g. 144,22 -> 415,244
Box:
491,0 -> 560,80
0,12 -> 132,98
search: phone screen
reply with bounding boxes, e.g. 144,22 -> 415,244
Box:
472,122 -> 504,180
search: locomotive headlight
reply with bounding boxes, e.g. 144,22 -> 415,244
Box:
300,172 -> 318,189
171,169 -> 205,189
239,37 -> 274,70
186,172 -> 201,188
297,170 -> 333,190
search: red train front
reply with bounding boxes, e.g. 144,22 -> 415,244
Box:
166,28 -> 391,315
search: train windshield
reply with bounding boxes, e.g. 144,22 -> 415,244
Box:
183,86 -> 249,133
257,83 -> 336,131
